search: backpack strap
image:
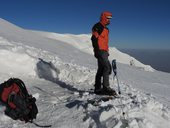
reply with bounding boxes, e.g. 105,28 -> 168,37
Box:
11,78 -> 30,98
0,78 -> 20,106
0,78 -> 30,105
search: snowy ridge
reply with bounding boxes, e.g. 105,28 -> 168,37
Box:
0,18 -> 154,71
0,18 -> 170,128
33,31 -> 154,72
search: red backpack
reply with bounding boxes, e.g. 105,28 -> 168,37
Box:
0,78 -> 38,122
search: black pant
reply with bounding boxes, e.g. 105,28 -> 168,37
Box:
95,51 -> 111,90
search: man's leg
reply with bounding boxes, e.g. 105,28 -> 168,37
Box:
94,59 -> 103,92
100,51 -> 116,95
99,51 -> 111,88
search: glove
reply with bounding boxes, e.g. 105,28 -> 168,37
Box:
107,52 -> 110,56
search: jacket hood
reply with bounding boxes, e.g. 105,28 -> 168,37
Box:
100,11 -> 112,26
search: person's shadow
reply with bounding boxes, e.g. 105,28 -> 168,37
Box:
36,58 -> 89,94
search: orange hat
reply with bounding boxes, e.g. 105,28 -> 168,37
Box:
100,11 -> 112,26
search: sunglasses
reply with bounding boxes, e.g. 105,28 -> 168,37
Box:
107,15 -> 112,18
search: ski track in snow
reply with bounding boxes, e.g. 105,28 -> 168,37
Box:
0,24 -> 170,127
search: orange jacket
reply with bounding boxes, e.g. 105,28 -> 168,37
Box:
91,22 -> 109,51
98,26 -> 109,51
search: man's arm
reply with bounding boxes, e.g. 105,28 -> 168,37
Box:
91,23 -> 104,51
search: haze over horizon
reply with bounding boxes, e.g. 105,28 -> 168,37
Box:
120,48 -> 170,73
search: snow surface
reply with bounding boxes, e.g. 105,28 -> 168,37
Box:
0,18 -> 170,128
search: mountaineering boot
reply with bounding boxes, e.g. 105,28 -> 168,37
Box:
102,86 -> 117,96
94,83 -> 102,94
94,88 -> 103,95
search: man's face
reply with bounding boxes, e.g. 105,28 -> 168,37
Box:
106,18 -> 111,25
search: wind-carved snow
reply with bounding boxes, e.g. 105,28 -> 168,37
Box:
0,49 -> 36,78
0,18 -> 170,128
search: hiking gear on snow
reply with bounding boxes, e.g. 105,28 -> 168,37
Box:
112,59 -> 121,94
0,78 -> 38,122
112,59 -> 117,76
100,11 -> 112,26
29,121 -> 52,128
102,86 -> 117,96
94,88 -> 102,95
91,22 -> 109,52
112,60 -> 125,118
94,83 -> 101,91
94,86 -> 117,96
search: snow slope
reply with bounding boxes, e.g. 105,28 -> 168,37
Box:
33,31 -> 154,72
0,18 -> 170,128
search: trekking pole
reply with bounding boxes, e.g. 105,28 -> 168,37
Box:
112,59 -> 125,117
112,59 -> 121,95
29,121 -> 52,127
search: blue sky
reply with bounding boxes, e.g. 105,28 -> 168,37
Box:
0,0 -> 170,49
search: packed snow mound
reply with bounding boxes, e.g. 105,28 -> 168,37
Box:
0,36 -> 95,87
0,48 -> 36,78
33,31 -> 154,72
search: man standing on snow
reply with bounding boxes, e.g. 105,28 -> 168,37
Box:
91,11 -> 116,95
